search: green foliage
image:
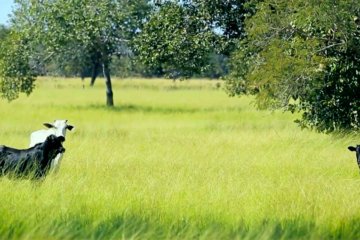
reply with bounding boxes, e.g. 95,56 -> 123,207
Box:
0,32 -> 35,101
185,0 -> 259,55
1,0 -> 151,104
134,0 -> 256,78
12,0 -> 151,57
0,25 -> 10,40
226,0 -> 360,132
134,2 -> 214,78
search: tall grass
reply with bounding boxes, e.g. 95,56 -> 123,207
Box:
0,77 -> 359,239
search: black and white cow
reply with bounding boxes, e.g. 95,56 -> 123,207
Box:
348,145 -> 360,170
0,135 -> 65,179
30,120 -> 74,172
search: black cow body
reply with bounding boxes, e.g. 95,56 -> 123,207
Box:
348,145 -> 360,170
0,135 -> 65,179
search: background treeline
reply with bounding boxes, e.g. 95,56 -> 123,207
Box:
43,53 -> 228,79
0,0 -> 359,132
0,20 -> 228,79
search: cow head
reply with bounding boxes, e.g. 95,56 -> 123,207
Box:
348,145 -> 360,169
45,135 -> 66,155
43,120 -> 74,136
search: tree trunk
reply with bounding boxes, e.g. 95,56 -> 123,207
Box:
90,62 -> 100,87
102,61 -> 114,106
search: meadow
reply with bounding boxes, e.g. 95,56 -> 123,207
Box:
0,77 -> 359,239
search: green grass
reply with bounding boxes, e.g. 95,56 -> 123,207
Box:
0,77 -> 359,239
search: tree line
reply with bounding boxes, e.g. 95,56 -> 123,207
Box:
0,0 -> 359,132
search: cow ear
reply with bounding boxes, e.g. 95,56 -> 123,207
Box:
44,123 -> 55,128
58,136 -> 65,142
66,125 -> 74,131
348,146 -> 356,152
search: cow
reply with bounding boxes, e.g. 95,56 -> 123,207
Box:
0,135 -> 65,179
348,145 -> 360,170
30,120 -> 74,172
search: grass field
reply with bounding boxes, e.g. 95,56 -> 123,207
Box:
0,77 -> 359,239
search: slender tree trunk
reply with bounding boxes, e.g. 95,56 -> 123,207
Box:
102,61 -> 114,106
90,61 -> 100,87
81,76 -> 85,89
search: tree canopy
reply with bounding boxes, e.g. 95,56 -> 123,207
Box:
134,2 -> 213,78
226,0 -> 360,132
1,0 -> 151,106
0,25 -> 10,40
0,31 -> 35,101
134,0 -> 256,78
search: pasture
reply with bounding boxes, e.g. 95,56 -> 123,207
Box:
0,77 -> 359,239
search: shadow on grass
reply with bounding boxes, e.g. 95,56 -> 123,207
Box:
6,214 -> 360,240
67,104 -> 238,115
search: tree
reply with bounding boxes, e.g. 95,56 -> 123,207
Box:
0,31 -> 35,101
184,0 -> 258,55
1,0 -> 151,106
226,0 -> 360,132
134,0 -> 256,78
134,2 -> 213,78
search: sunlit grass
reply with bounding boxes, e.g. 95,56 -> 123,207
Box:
0,77 -> 359,239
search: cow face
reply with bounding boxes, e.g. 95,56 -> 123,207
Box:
43,120 -> 74,136
348,145 -> 360,169
45,135 -> 66,155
